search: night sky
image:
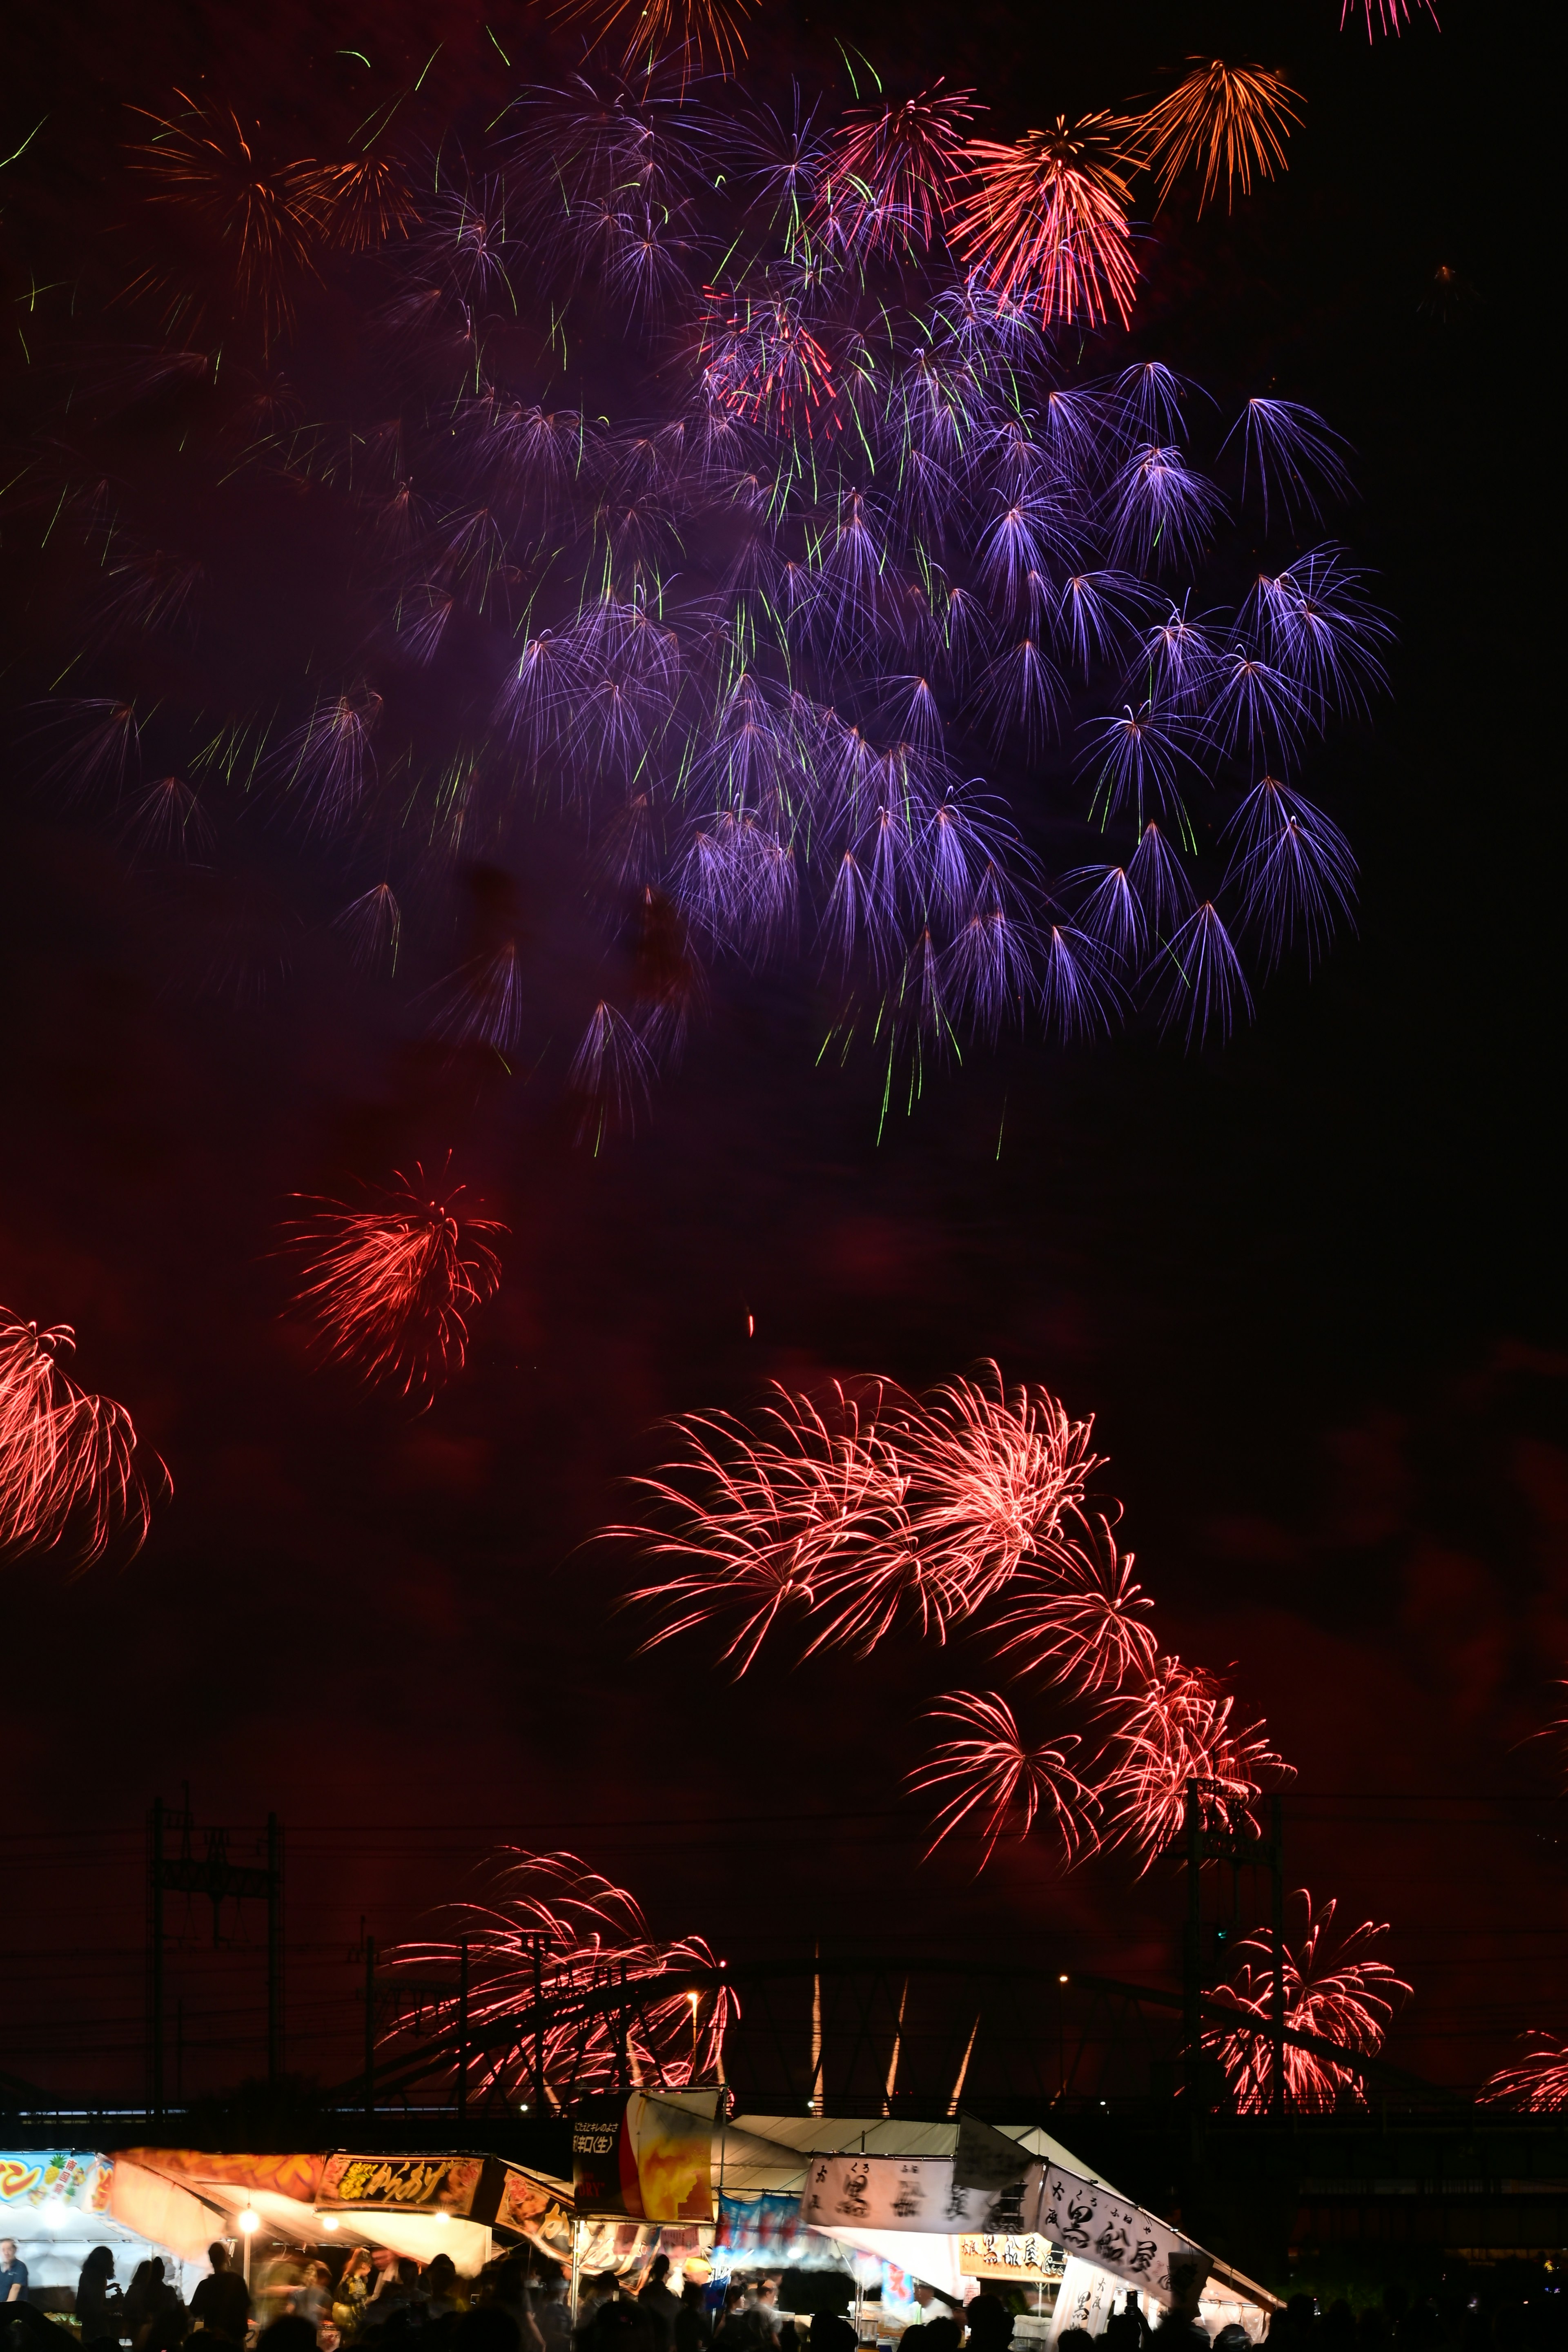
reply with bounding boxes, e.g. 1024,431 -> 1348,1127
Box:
2,0 -> 1561,2112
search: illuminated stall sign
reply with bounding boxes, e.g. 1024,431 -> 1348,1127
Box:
959,2235 -> 1065,2284
800,2156 -> 1025,2234
319,2154 -> 491,2217
572,2096 -> 713,2224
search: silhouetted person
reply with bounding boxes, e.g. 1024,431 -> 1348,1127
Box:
77,2251 -> 125,2343
190,2251 -> 250,2350
964,2299 -> 1014,2352
425,2262 -> 460,2324
807,2320 -> 854,2352
457,2310 -> 523,2352
535,2281 -> 571,2352
638,2263 -> 680,2348
1106,2303 -> 1147,2352
143,2312 -> 190,2352
921,2321 -> 961,2352
674,2284 -> 711,2352
259,2319 -> 317,2352
1057,2330 -> 1097,2352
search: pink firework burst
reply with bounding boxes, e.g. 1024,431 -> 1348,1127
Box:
392,1850 -> 736,2103
952,116 -> 1138,327
281,1167 -> 505,1393
909,1689 -> 1099,1869
617,1363 -> 1105,1667
893,1361 -> 1103,1611
1480,2034 -> 1568,2114
0,1310 -> 166,1567
615,1381 -> 920,1671
1099,1653 -> 1290,1866
1341,0 -> 1439,37
987,1513 -> 1158,1693
1205,1891 -> 1410,2111
814,84 -> 978,258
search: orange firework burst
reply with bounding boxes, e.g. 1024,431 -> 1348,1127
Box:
1205,1891 -> 1410,2111
391,1850 -> 737,2101
127,92 -> 320,349
952,116 -> 1138,327
0,1310 -> 165,1567
288,156 -> 420,251
1123,61 -> 1302,214
549,0 -> 757,78
1481,2032 -> 1568,2113
282,1167 -> 506,1394
1099,1653 -> 1290,1865
815,85 -> 978,258
909,1690 -> 1098,1869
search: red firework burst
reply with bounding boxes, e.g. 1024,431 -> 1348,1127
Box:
1204,1891 -> 1410,2111
282,1167 -> 506,1393
909,1689 -> 1099,1869
952,115 -> 1138,327
391,1850 -> 736,2102
1099,1654 -> 1289,1865
814,84 -> 978,257
1481,2034 -> 1568,2113
0,1310 -> 166,1567
701,289 -> 840,439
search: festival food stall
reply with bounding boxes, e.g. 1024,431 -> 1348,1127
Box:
0,2147 -> 576,2314
7,2110 -> 1280,2343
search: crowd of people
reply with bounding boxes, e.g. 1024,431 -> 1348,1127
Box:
0,2243 -> 1562,2352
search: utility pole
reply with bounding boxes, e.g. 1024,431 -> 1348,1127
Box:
1181,1777 -> 1287,2119
531,1937 -> 546,2111
267,1813 -> 284,2086
149,1797 -> 165,2118
147,1797 -> 285,2106
364,1935 -> 378,2121
457,1940 -> 470,2127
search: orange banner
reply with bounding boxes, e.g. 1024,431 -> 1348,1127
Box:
118,2150 -> 325,2204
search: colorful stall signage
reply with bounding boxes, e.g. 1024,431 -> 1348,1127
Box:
573,2096 -> 713,2224
319,2153 -> 487,2215
799,2156 -> 1020,2235
0,2154 -> 112,2213
959,2235 -> 1065,2283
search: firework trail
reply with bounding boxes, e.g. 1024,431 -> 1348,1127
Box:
1480,2034 -> 1568,2113
9,38 -> 1391,1131
281,1169 -> 506,1394
909,1689 -> 1098,1868
1204,1891 -> 1410,2110
1122,63 -> 1302,215
0,1310 -> 166,1566
390,1849 -> 735,2103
